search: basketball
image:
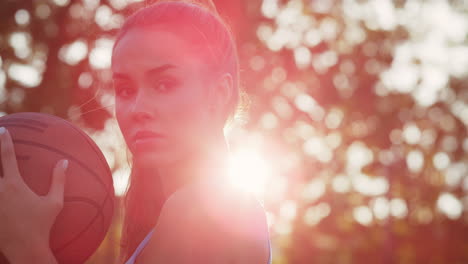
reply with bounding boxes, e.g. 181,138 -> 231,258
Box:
0,112 -> 114,264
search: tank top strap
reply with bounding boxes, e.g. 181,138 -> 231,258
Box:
267,234 -> 272,264
125,229 -> 155,264
125,227 -> 273,264
125,193 -> 273,264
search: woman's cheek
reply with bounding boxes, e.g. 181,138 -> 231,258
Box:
169,92 -> 206,146
115,102 -> 132,145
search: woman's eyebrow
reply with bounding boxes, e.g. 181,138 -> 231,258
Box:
112,64 -> 176,80
145,64 -> 176,77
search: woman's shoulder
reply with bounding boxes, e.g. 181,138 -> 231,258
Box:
169,176 -> 266,224
138,176 -> 271,263
170,176 -> 270,247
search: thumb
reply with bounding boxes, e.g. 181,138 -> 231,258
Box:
47,159 -> 68,206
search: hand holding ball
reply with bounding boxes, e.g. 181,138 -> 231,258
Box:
0,112 -> 114,264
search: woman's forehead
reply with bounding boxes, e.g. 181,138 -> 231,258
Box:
111,28 -> 204,74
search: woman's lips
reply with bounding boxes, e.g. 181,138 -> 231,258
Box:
131,131 -> 167,149
132,130 -> 165,141
134,137 -> 164,145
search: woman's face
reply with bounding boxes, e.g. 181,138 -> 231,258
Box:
112,28 -> 215,166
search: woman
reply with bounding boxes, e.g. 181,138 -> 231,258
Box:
0,1 -> 272,263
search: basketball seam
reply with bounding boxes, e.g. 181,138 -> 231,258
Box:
2,112 -> 115,264
52,195 -> 108,253
15,112 -> 114,200
14,139 -> 109,192
0,122 -> 44,132
1,117 -> 48,128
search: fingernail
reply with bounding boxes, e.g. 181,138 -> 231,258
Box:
0,127 -> 5,135
61,159 -> 69,171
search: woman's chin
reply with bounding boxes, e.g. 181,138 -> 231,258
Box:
133,149 -> 177,168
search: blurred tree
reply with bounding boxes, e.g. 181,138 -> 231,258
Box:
250,1 -> 468,263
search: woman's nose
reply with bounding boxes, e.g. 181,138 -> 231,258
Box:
130,92 -> 154,123
132,111 -> 152,123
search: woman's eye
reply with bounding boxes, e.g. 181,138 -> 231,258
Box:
116,86 -> 134,98
154,80 -> 177,93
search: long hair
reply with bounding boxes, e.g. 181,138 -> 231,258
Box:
113,1 -> 249,263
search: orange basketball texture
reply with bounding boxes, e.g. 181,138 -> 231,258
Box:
0,112 -> 114,264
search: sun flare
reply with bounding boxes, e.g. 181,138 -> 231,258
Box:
227,147 -> 270,198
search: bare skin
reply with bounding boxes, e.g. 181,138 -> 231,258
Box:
112,28 -> 270,263
111,27 -> 233,200
0,127 -> 68,264
135,179 -> 271,264
0,26 -> 269,264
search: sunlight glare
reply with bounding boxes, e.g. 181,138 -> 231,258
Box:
227,147 -> 271,198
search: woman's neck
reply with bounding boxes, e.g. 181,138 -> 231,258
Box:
156,135 -> 230,200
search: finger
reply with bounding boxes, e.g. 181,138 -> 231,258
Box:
0,127 -> 22,182
47,159 -> 68,205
